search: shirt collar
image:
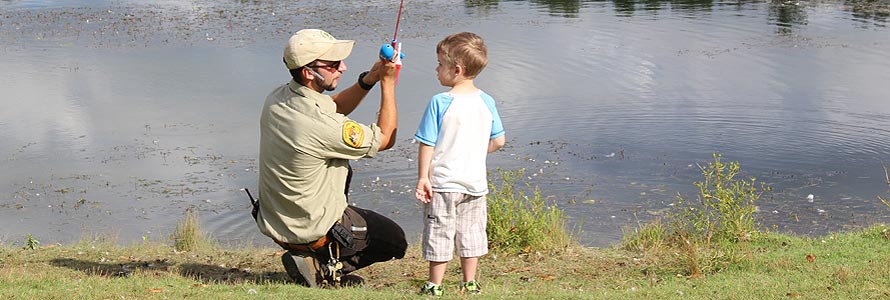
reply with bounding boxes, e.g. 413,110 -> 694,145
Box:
287,80 -> 336,113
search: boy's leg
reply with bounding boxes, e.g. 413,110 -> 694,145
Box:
455,194 -> 488,283
454,194 -> 488,257
459,256 -> 478,283
423,192 -> 459,285
429,261 -> 448,285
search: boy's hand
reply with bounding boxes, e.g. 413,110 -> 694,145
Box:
415,178 -> 433,203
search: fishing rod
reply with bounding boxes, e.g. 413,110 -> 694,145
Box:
379,0 -> 406,83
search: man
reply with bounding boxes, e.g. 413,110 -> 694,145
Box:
256,29 -> 407,287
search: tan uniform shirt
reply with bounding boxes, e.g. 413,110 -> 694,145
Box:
257,80 -> 381,244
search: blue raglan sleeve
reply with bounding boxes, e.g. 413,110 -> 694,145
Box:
414,95 -> 441,146
482,93 -> 505,139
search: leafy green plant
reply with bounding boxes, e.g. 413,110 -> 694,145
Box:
487,168 -> 572,254
23,234 -> 39,250
673,153 -> 765,244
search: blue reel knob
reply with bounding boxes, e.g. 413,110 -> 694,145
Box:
379,44 -> 405,61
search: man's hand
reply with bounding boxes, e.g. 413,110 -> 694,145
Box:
364,58 -> 398,85
363,60 -> 382,84
415,178 -> 433,203
375,59 -> 398,85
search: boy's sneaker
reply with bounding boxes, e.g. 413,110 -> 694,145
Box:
461,280 -> 482,294
419,283 -> 444,296
281,251 -> 324,288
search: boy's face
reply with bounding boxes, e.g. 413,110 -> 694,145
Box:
435,52 -> 457,87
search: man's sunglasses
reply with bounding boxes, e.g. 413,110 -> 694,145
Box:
306,60 -> 341,71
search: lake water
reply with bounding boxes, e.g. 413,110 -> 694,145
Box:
1,0 -> 888,247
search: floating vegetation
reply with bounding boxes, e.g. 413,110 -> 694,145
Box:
0,1 -> 466,49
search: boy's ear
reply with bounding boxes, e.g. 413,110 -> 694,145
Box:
454,65 -> 464,76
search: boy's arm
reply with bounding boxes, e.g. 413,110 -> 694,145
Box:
415,143 -> 434,203
488,135 -> 506,153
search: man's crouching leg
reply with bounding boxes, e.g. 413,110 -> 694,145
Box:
336,206 -> 408,272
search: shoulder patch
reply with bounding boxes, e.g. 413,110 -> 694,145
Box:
342,121 -> 364,148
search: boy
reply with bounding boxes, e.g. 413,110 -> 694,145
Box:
414,32 -> 506,296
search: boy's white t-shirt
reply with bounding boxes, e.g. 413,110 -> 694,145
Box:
414,90 -> 505,196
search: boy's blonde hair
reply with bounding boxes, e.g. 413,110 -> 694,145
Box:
436,32 -> 488,79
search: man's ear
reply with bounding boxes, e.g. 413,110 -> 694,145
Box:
304,67 -> 325,81
302,67 -> 315,79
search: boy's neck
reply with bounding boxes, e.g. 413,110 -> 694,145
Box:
447,78 -> 478,95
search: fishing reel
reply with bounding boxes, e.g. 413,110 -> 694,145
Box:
379,43 -> 405,62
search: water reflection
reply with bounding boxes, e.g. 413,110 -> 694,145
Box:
845,0 -> 890,26
532,0 -> 584,17
459,0 -> 888,35
768,0 -> 808,34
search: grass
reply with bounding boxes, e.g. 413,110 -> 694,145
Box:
2,228 -> 889,299
487,168 -> 573,254
173,209 -> 215,252
2,159 -> 890,299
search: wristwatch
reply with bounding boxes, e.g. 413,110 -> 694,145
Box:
358,71 -> 375,90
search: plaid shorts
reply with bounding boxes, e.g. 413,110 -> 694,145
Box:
422,192 -> 489,262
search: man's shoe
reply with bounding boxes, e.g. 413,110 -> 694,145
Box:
281,251 -> 324,288
460,280 -> 481,294
419,283 -> 444,296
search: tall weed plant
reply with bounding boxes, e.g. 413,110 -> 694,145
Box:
673,153 -> 764,244
879,160 -> 889,209
173,209 -> 214,252
487,168 -> 572,254
623,153 -> 766,275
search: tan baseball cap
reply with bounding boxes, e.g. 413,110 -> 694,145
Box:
283,29 -> 355,70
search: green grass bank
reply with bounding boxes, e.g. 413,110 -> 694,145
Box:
2,156 -> 890,299
2,228 -> 889,299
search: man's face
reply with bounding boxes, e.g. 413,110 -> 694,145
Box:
306,60 -> 346,91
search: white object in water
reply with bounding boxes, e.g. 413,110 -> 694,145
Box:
605,152 -> 616,158
806,194 -> 814,202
